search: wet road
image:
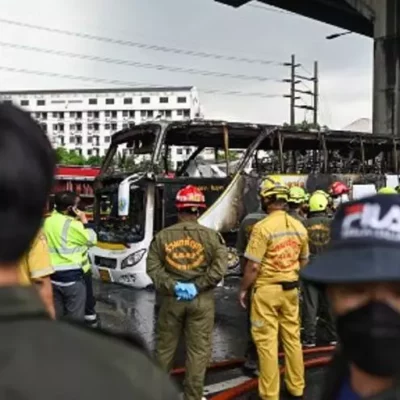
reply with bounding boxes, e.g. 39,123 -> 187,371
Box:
94,276 -> 247,365
94,276 -> 327,398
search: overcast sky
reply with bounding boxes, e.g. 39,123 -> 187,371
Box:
0,0 -> 372,128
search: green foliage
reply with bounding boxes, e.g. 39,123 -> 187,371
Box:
55,147 -> 104,166
282,120 -> 329,131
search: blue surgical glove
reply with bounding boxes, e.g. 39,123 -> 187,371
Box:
175,282 -> 198,301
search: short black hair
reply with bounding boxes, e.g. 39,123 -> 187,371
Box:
54,191 -> 78,212
0,103 -> 55,263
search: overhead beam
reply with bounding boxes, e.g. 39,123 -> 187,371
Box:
214,0 -> 374,36
343,0 -> 376,21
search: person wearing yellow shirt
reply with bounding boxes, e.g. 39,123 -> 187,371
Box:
19,229 -> 56,319
239,176 -> 309,400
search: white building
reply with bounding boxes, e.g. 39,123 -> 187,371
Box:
0,86 -> 202,165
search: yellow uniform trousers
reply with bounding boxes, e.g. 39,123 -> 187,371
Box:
251,284 -> 304,400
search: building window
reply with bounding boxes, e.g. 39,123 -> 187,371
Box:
111,111 -> 117,118
87,137 -> 92,143
70,112 -> 76,118
124,98 -> 133,104
53,124 -> 58,131
122,111 -> 128,117
42,112 -> 48,120
76,123 -> 82,131
88,112 -> 93,117
87,149 -> 92,156
129,110 -> 135,118
59,124 -> 64,132
129,123 -> 135,128
40,123 -> 47,133
184,110 -> 190,117
37,100 -> 45,106
177,97 -> 187,103
177,148 -> 183,155
76,136 -> 82,145
94,111 -> 99,118
35,113 -> 41,118
105,124 -> 110,130
165,110 -> 172,118
111,123 -> 117,130
2,100 -> 12,104
89,98 -> 97,105
147,110 -> 153,118
140,110 -> 146,117
21,100 -> 29,106
70,137 -> 75,143
105,136 -> 111,143
160,97 -> 169,104
70,124 -> 76,130
88,124 -> 93,130
52,112 -> 58,118
122,123 -> 128,129
177,110 -> 183,116
77,112 -> 82,119
106,98 -> 115,105
94,123 -> 99,131
105,111 -> 110,117
141,97 -> 150,104
59,112 -> 64,119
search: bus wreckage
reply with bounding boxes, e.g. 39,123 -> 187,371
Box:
89,120 -> 400,288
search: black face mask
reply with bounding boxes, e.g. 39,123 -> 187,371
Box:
337,301 -> 400,377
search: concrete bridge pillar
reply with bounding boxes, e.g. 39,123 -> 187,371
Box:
372,0 -> 400,135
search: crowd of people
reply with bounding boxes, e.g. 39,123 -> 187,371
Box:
4,100 -> 400,400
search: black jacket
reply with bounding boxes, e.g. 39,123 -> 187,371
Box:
322,351 -> 400,400
0,286 -> 179,400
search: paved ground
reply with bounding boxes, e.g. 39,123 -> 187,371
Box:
94,276 -> 247,365
94,276 -> 327,399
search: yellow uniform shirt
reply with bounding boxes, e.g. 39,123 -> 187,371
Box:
244,210 -> 309,287
18,230 -> 54,285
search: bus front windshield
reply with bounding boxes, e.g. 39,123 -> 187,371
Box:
97,187 -> 146,244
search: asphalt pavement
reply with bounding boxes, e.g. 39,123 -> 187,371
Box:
94,276 -> 326,399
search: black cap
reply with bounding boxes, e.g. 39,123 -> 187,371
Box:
300,194 -> 400,284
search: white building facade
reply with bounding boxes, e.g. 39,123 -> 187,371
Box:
0,86 -> 202,164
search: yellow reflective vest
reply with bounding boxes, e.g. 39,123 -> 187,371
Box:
44,211 -> 97,283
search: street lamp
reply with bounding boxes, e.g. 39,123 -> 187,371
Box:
326,31 -> 353,40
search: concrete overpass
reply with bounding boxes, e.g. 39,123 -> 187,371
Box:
215,0 -> 400,138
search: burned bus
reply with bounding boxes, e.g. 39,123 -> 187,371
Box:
89,120 -> 400,288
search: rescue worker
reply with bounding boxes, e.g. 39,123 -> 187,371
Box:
329,181 -> 350,210
235,181 -> 267,375
378,186 -> 397,194
239,176 -> 309,400
301,192 -> 336,347
301,194 -> 400,399
147,185 -> 228,400
44,191 -> 97,321
18,228 -> 55,319
287,186 -> 307,223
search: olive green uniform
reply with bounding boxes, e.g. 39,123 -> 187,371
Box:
302,214 -> 336,344
147,220 -> 228,400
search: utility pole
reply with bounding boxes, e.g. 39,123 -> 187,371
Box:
283,55 -> 319,127
283,54 -> 300,126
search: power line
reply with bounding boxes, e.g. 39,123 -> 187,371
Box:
0,65 -> 283,98
0,41 -> 281,83
0,18 -> 281,66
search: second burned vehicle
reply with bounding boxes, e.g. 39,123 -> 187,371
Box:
88,119 -> 400,288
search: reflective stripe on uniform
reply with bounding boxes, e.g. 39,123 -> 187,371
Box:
269,231 -> 306,240
52,263 -> 81,272
48,246 -> 86,254
87,229 -> 97,244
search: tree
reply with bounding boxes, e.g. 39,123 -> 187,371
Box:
282,120 -> 330,131
86,155 -> 104,167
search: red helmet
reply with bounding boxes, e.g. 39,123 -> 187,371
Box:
175,185 -> 206,210
329,181 -> 350,197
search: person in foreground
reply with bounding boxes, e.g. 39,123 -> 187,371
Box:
301,193 -> 400,400
0,102 -> 179,400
